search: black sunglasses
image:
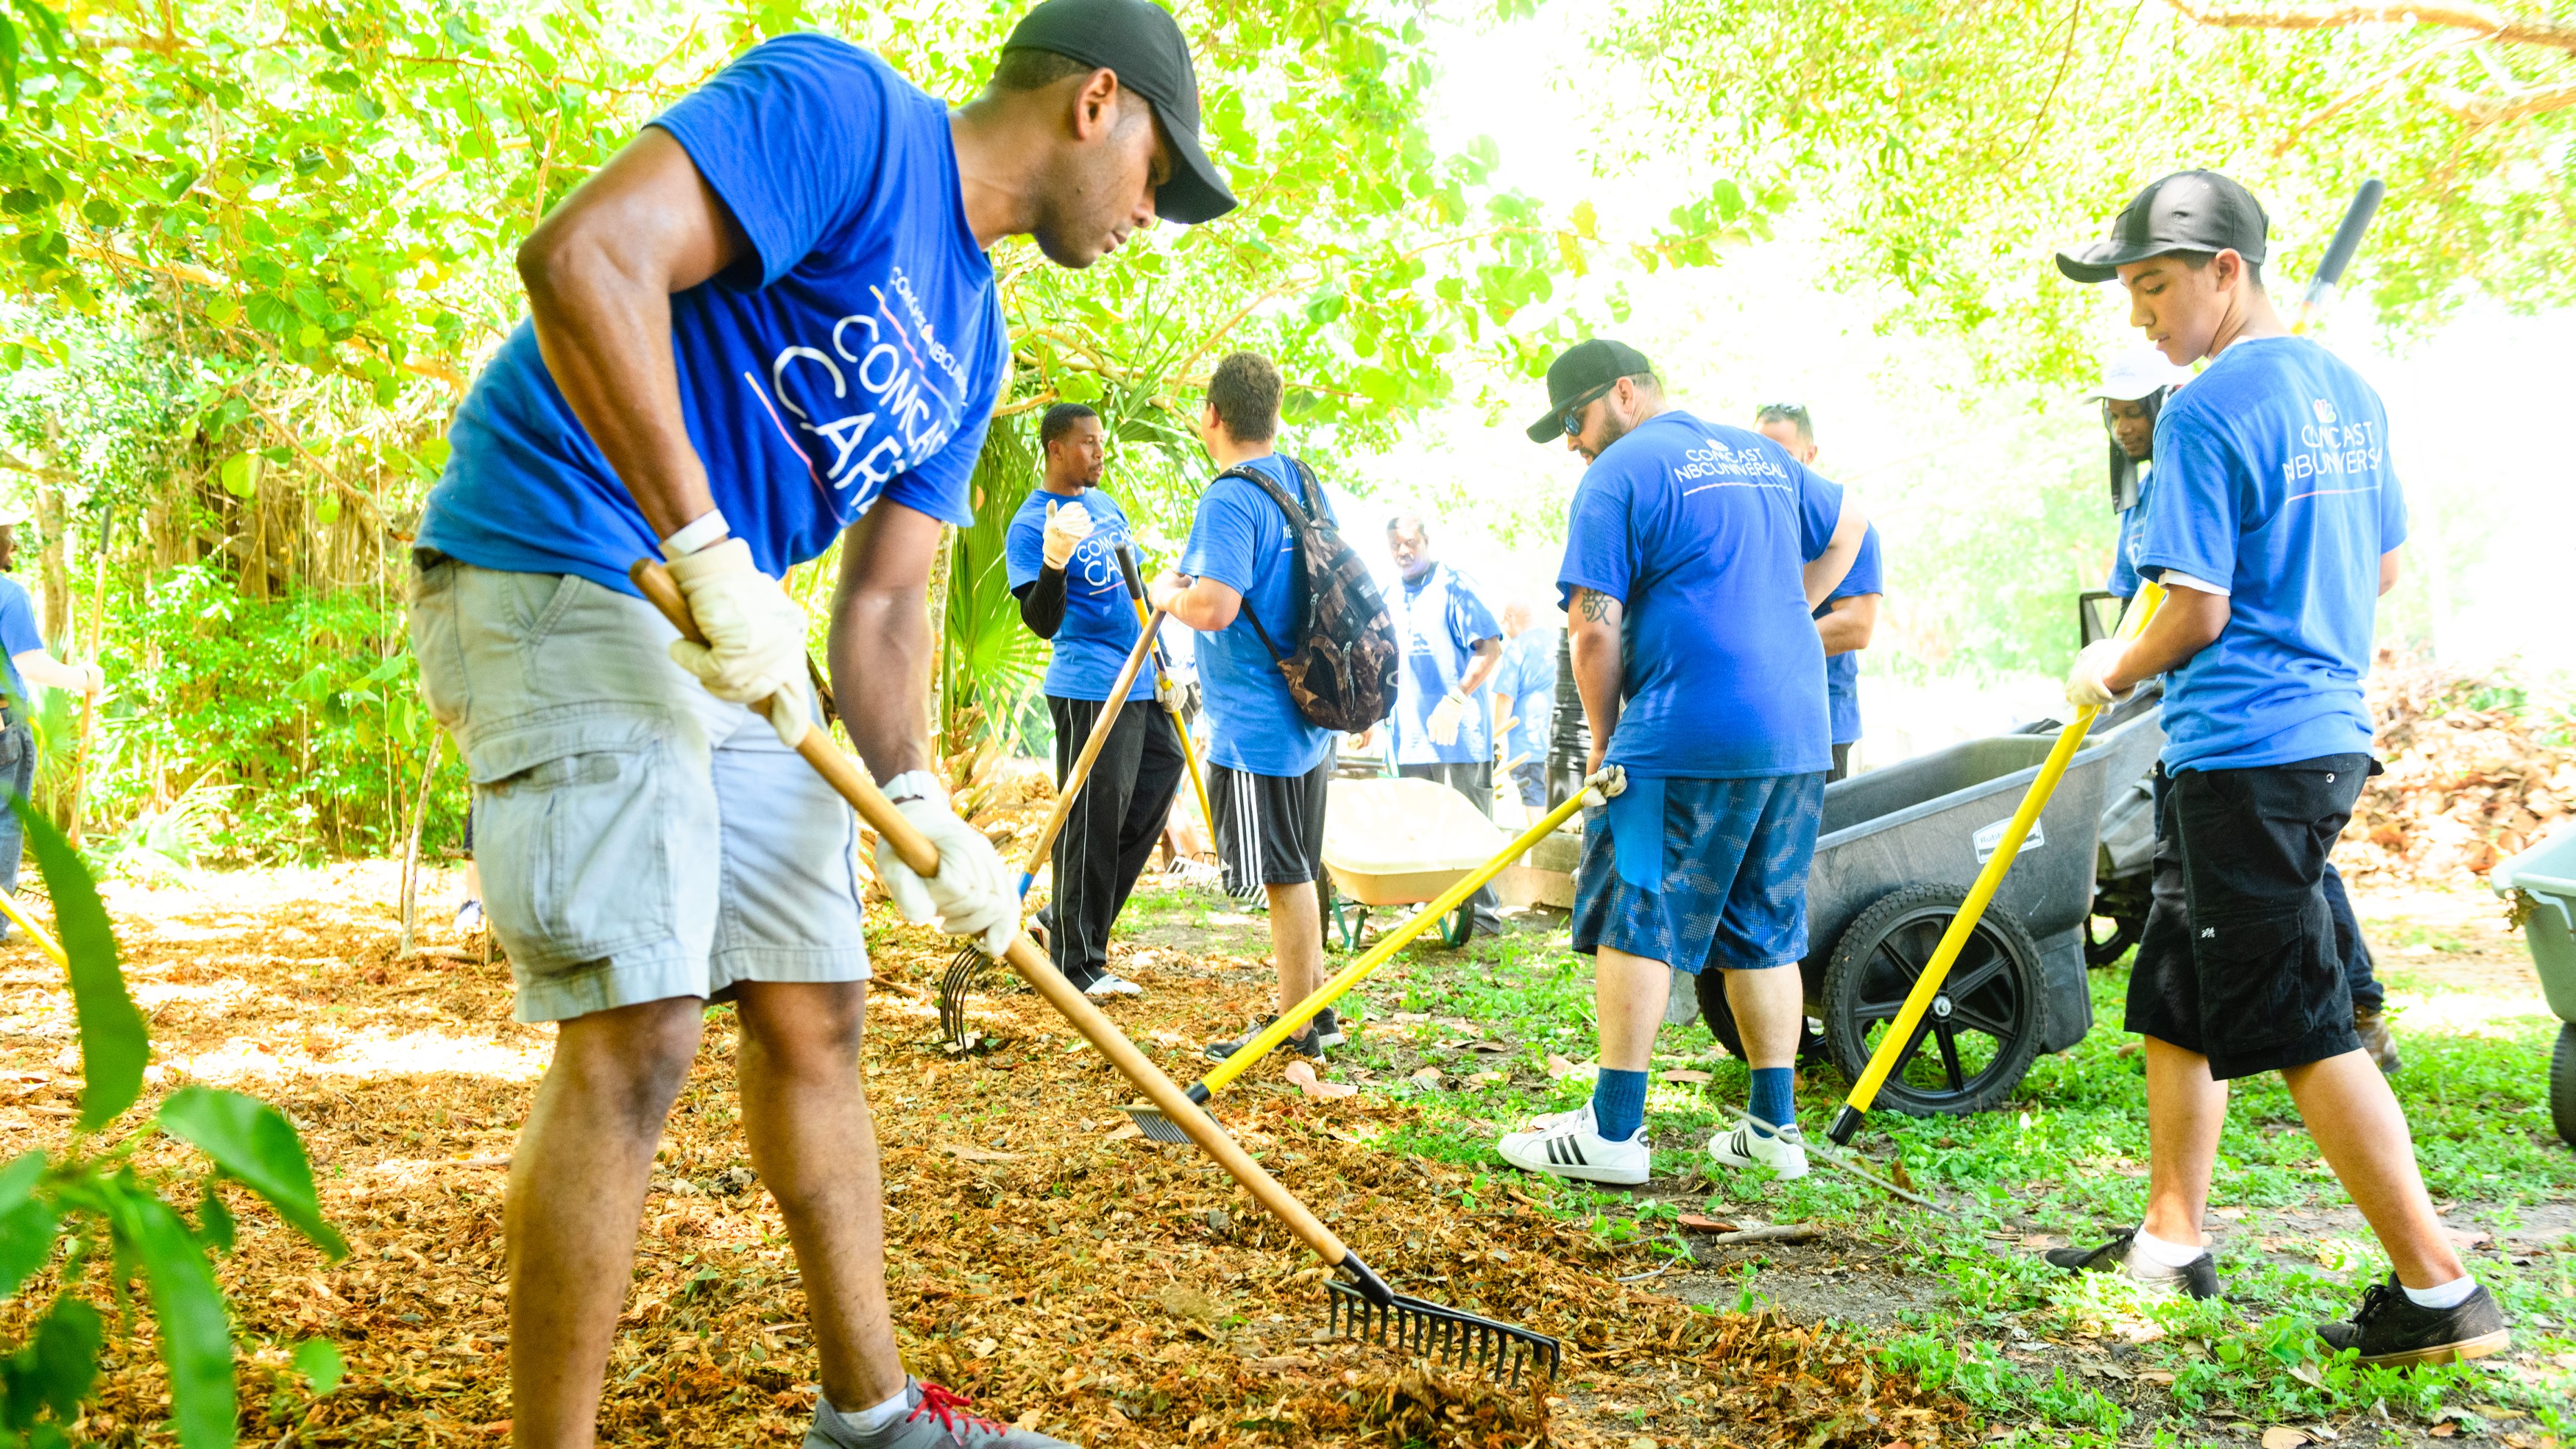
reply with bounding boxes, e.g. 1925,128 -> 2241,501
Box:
1559,382 -> 1617,436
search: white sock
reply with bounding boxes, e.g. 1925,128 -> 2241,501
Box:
2402,1275 -> 2476,1310
2131,1228 -> 2204,1269
828,1385 -> 912,1434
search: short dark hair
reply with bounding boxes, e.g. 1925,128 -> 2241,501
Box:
1385,511 -> 1427,539
2170,249 -> 2265,288
1206,352 -> 1281,443
989,46 -> 1093,93
1039,403 -> 1099,451
1755,403 -> 1814,446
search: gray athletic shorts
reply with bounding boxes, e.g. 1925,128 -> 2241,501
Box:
411,559 -> 868,1024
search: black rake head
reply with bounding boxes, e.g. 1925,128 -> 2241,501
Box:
935,943 -> 989,1049
1325,1278 -> 1560,1386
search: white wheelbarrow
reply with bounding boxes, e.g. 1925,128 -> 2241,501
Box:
1320,777 -> 1509,951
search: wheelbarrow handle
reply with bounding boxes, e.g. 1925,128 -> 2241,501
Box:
626,559 -> 1365,1280
1828,581 -> 2168,1147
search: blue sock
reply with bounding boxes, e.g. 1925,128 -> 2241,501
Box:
1749,1067 -> 1795,1136
1590,1069 -> 1649,1141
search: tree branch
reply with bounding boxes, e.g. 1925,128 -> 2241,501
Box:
2435,76 -> 2576,120
2164,0 -> 2576,54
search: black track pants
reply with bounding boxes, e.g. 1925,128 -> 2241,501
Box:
1044,696 -> 1186,987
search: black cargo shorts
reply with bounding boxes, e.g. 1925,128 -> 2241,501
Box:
2123,754 -> 2373,1080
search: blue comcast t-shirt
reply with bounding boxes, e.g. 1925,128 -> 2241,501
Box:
1557,411 -> 1844,778
1493,627 -> 1558,769
1003,487 -> 1153,704
1815,522 -> 1883,746
2108,462 -> 2154,598
2137,336 -> 2407,773
1179,455 -> 1340,777
1389,562 -> 1501,767
0,576 -> 40,709
418,35 -> 1007,593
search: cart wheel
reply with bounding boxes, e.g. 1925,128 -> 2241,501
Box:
1694,971 -> 1829,1064
2553,1022 -> 2576,1149
2084,913 -> 2144,968
1441,904 -> 1474,948
1820,884 -> 2046,1117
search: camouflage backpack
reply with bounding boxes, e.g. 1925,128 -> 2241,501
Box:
1219,457 -> 1400,734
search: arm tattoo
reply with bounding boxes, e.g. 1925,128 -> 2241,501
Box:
1576,589 -> 1613,622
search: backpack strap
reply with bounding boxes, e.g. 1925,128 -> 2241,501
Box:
1214,461 -> 1313,666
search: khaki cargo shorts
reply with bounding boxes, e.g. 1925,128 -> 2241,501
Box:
410,559 -> 868,1023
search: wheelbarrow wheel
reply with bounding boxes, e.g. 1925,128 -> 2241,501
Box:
2553,1022 -> 2576,1149
1820,884 -> 2046,1117
1694,971 -> 1829,1064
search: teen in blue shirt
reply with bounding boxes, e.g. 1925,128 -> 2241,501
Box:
1490,604 -> 1559,807
1494,341 -> 1865,1192
2050,169 -> 2503,1367
1152,352 -> 1348,1062
1755,403 -> 1882,781
1004,403 -> 1178,1000
406,5 -> 1237,1442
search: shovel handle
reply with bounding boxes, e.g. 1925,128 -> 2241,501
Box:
626,558 -> 1358,1271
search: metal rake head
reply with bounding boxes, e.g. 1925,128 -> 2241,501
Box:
1120,1098 -> 1214,1145
1325,1278 -> 1560,1386
935,943 -> 988,1049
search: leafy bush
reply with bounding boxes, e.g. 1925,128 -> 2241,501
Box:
0,801 -> 347,1448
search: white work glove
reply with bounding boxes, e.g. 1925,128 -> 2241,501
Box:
1153,670 -> 1179,709
2064,638 -> 2137,708
1583,764 -> 1627,801
872,771 -> 1016,958
78,662 -> 104,696
1425,690 -> 1468,747
665,539 -> 813,748
1041,500 -> 1094,570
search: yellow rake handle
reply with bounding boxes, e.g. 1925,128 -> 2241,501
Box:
0,888 -> 67,968
627,559 -> 1364,1276
1200,780 -> 1604,1099
1827,581 -> 2165,1144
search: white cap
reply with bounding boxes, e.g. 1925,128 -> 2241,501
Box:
2093,348 -> 2195,401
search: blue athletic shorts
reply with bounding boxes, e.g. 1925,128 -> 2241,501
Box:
1570,773 -> 1825,974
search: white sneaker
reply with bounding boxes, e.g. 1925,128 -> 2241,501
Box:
1496,1102 -> 1650,1186
1082,973 -> 1143,998
1707,1119 -> 1809,1180
453,899 -> 486,935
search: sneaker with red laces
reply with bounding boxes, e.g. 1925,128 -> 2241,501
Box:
805,1378 -> 1072,1448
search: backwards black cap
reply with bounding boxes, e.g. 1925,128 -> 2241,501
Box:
1003,0 -> 1237,226
1525,339 -> 1655,444
2056,169 -> 2268,283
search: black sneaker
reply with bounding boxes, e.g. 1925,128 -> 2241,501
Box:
2317,1274 -> 2509,1367
1204,1015 -> 1321,1063
1313,1006 -> 1345,1048
2042,1229 -> 2219,1300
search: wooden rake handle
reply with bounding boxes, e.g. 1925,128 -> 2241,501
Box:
626,559 -> 1357,1271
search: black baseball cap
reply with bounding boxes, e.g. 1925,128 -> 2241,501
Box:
1002,0 -> 1237,226
1524,339 -> 1655,444
2055,169 -> 2269,283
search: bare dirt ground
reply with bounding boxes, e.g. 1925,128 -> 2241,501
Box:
0,864 -> 1975,1448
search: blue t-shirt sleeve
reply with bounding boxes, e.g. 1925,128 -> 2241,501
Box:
2376,464 -> 2408,555
1830,525 -> 1883,599
1557,473 -> 1635,609
1448,576 -> 1501,651
650,35 -> 888,290
1791,458 -> 1845,562
1003,499 -> 1045,591
1181,483 -> 1263,596
878,391 -> 988,530
2136,406 -> 2237,587
0,588 -> 38,660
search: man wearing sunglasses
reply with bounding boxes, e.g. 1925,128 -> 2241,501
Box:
1495,340 -> 1867,1187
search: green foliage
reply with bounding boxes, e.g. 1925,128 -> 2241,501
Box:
1587,0 -> 2576,383
0,801 -> 347,1447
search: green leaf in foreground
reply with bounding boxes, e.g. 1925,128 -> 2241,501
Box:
293,1336 -> 343,1395
26,1297 -> 103,1423
156,1087 -> 347,1260
0,1150 -> 58,1300
13,801 -> 144,1130
112,1194 -> 232,1449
